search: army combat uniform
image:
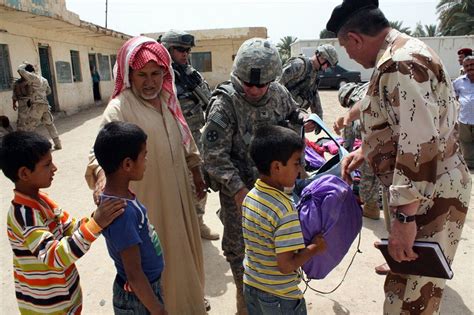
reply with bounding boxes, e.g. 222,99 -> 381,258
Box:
278,56 -> 323,119
361,30 -> 471,314
17,64 -> 61,149
202,79 -> 305,299
12,78 -> 32,130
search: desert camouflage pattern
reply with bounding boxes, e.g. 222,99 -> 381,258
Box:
12,78 -> 31,130
201,79 -> 305,289
360,29 -> 471,314
232,38 -> 282,85
278,56 -> 323,118
18,65 -> 51,106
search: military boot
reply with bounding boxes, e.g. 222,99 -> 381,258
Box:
53,137 -> 62,150
363,201 -> 380,220
199,215 -> 219,240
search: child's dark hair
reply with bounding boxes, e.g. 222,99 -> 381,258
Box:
0,131 -> 51,182
94,121 -> 147,175
249,125 -> 304,176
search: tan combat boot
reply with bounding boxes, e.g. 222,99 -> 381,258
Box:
52,137 -> 62,150
199,215 -> 219,240
363,201 -> 380,220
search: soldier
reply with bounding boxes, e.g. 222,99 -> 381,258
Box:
159,30 -> 219,241
278,44 -> 338,122
201,38 -> 313,314
11,77 -> 32,130
17,63 -> 61,150
328,0 -> 471,313
457,48 -> 472,75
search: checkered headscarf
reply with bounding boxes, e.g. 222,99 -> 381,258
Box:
112,36 -> 192,148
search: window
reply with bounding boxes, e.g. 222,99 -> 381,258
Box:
70,50 -> 82,82
97,54 -> 111,81
110,54 -> 117,78
0,44 -> 12,91
190,52 -> 212,72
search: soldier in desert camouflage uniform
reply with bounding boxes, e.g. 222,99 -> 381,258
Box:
17,63 -> 61,149
337,82 -> 381,219
11,77 -> 32,130
160,30 -> 219,240
278,44 -> 338,122
328,1 -> 471,313
201,38 -> 311,315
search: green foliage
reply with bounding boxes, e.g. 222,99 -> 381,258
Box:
412,22 -> 439,37
437,0 -> 474,35
277,36 -> 298,64
319,29 -> 336,39
389,21 -> 412,35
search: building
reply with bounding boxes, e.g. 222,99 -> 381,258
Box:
0,0 -> 130,122
291,35 -> 474,81
144,27 -> 268,88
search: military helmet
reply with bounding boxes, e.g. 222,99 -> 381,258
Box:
159,30 -> 195,48
316,44 -> 338,67
232,38 -> 282,85
338,82 -> 359,107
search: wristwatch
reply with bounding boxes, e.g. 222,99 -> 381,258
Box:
394,209 -> 416,223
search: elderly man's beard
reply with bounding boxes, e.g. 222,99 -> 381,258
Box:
132,85 -> 160,101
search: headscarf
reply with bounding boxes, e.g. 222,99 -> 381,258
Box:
112,36 -> 192,148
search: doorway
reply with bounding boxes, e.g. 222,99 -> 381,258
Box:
38,46 -> 58,111
89,53 -> 101,102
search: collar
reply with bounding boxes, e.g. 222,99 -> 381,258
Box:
255,179 -> 291,201
375,29 -> 401,70
13,190 -> 57,219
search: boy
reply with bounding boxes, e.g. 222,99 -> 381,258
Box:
93,121 -> 167,315
0,131 -> 125,314
242,125 -> 326,315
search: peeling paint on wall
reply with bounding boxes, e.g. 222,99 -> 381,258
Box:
5,0 -> 20,10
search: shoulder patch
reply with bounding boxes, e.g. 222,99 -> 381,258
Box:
208,111 -> 229,129
205,130 -> 219,142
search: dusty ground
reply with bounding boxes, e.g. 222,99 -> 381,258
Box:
1,90 -> 473,314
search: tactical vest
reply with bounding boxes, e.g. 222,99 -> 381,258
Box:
285,57 -> 319,106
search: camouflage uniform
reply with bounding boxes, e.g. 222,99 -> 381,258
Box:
278,56 -> 323,118
11,78 -> 31,130
339,82 -> 381,214
201,38 -> 306,307
17,64 -> 61,149
361,30 -> 471,314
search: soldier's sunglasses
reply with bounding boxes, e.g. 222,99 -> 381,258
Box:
243,81 -> 269,88
173,46 -> 191,53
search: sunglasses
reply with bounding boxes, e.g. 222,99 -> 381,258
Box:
243,81 -> 269,88
173,46 -> 191,53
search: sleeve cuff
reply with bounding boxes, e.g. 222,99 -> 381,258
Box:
84,217 -> 102,236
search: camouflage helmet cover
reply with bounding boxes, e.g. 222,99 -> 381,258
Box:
159,29 -> 195,48
338,82 -> 359,107
232,38 -> 282,85
316,44 -> 338,66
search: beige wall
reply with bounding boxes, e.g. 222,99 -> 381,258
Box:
144,27 -> 268,88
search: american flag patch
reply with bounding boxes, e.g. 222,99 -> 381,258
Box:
209,112 -> 228,129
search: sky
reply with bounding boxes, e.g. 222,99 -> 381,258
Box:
66,0 -> 440,43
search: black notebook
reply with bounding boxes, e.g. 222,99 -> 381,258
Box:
377,239 -> 453,279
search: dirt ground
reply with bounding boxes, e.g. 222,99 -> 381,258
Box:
1,90 -> 473,314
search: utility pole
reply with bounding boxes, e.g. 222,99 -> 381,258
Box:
105,0 -> 108,28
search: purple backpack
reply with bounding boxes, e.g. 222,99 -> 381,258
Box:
297,174 -> 362,279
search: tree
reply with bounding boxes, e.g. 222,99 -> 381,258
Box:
437,0 -> 474,35
277,36 -> 297,64
413,22 -> 427,37
389,21 -> 412,35
425,24 -> 439,36
319,29 -> 336,39
413,22 -> 440,37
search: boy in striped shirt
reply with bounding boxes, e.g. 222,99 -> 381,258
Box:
0,131 -> 125,314
242,125 -> 326,314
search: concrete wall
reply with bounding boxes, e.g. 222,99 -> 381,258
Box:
291,35 -> 474,81
144,27 -> 268,88
0,0 -> 129,123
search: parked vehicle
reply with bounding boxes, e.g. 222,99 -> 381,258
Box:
318,65 -> 361,89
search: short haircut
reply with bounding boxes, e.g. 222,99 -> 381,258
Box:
94,121 -> 148,175
249,125 -> 304,176
464,55 -> 474,63
338,8 -> 389,38
0,131 -> 51,182
25,64 -> 35,73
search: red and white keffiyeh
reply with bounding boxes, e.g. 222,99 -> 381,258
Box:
112,36 -> 192,148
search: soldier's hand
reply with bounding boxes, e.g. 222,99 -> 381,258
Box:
12,101 -> 17,111
303,120 -> 316,133
191,166 -> 207,200
92,198 -> 126,229
93,169 -> 106,205
341,148 -> 365,184
333,116 -> 346,135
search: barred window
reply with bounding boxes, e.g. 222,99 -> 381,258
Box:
70,50 -> 82,82
0,44 -> 13,91
98,54 -> 111,81
190,52 -> 212,72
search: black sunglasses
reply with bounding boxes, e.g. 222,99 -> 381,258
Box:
173,46 -> 191,53
243,81 -> 269,88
